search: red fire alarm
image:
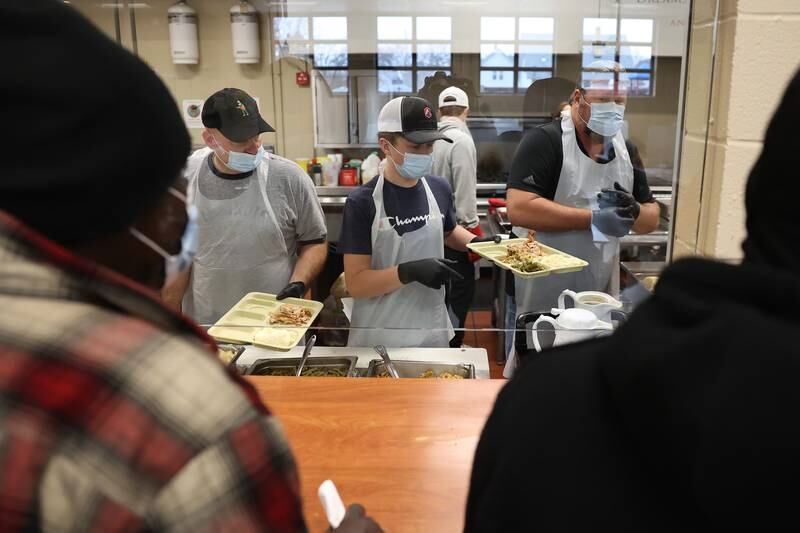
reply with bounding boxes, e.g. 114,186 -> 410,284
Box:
296,71 -> 310,87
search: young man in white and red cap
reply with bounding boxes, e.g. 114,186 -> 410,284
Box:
432,86 -> 480,347
339,96 -> 497,348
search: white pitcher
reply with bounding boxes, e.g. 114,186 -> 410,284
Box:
557,289 -> 623,322
531,308 -> 613,352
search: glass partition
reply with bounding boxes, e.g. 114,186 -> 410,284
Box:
63,0 -> 706,377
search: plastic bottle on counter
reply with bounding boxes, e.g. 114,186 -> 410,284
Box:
338,164 -> 358,186
348,159 -> 363,184
311,164 -> 323,186
322,154 -> 342,186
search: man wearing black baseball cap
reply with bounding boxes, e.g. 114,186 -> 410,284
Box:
164,88 -> 328,325
339,96 -> 498,348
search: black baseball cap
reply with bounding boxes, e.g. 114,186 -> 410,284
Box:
378,96 -> 452,144
201,88 -> 275,143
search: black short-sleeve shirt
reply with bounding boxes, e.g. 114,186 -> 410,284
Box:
508,120 -> 655,204
338,175 -> 457,255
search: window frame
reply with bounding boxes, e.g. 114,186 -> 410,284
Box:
478,17 -> 556,95
580,17 -> 656,98
376,16 -> 453,95
272,15 -> 349,71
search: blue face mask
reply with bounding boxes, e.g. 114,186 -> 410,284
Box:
213,137 -> 265,173
580,95 -> 625,137
130,188 -> 198,287
387,142 -> 433,179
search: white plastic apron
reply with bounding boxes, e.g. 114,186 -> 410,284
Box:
184,151 -> 294,325
347,173 -> 454,348
504,115 -> 632,376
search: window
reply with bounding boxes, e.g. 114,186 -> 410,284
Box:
273,16 -> 348,69
377,16 -> 452,94
479,17 -> 555,94
581,18 -> 654,97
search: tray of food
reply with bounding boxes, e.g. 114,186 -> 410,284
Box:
467,232 -> 588,279
216,343 -> 246,367
366,360 -> 475,379
246,356 -> 358,377
207,292 -> 323,351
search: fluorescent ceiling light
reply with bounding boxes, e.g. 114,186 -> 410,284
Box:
441,1 -> 488,5
100,2 -> 150,7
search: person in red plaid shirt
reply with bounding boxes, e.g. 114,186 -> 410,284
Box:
0,2 -> 381,532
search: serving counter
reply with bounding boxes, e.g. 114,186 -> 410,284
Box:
237,345 -> 492,379
246,376 -> 505,532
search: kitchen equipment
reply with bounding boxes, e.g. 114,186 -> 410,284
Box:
207,292 -> 323,351
168,1 -> 199,65
557,290 -> 623,322
296,334 -> 316,376
467,238 -> 588,279
247,356 -> 358,377
373,345 -> 399,378
366,360 -> 476,379
531,308 -> 613,352
216,343 -> 245,367
230,1 -> 259,64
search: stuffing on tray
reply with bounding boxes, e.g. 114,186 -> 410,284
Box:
269,304 -> 313,326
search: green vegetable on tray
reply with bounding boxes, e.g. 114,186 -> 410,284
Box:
261,366 -> 347,377
502,255 -> 546,273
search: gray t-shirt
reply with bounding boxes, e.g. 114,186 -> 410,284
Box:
186,149 -> 327,258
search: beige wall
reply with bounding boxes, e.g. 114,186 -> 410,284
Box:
70,0 -> 315,160
673,0 -> 800,260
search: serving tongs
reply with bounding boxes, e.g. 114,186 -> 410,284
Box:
373,344 -> 399,378
295,334 -> 317,376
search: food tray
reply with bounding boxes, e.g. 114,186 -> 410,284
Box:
467,238 -> 588,279
216,343 -> 246,367
246,356 -> 358,377
207,292 -> 323,351
365,360 -> 476,379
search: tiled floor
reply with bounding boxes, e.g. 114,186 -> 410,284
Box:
462,310 -> 507,380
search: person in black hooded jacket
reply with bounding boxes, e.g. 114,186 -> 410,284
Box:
465,66 -> 800,532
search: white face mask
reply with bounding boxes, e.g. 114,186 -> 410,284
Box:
386,142 -> 433,180
130,187 -> 198,287
212,136 -> 265,173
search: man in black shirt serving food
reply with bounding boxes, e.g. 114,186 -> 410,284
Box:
506,61 -> 660,342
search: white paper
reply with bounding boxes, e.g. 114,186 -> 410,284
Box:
341,297 -> 354,322
318,480 -> 346,529
182,99 -> 204,129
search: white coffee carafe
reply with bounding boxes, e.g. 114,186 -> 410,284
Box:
557,290 -> 623,322
531,308 -> 613,352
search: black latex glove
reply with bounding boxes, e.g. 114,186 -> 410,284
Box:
470,235 -> 502,244
276,281 -> 306,300
598,182 -> 640,220
591,206 -> 635,238
397,258 -> 464,289
326,504 -> 383,533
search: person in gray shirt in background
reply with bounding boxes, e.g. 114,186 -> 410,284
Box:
432,86 -> 480,347
163,88 -> 328,325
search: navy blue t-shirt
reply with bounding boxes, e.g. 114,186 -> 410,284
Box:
338,175 -> 457,255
